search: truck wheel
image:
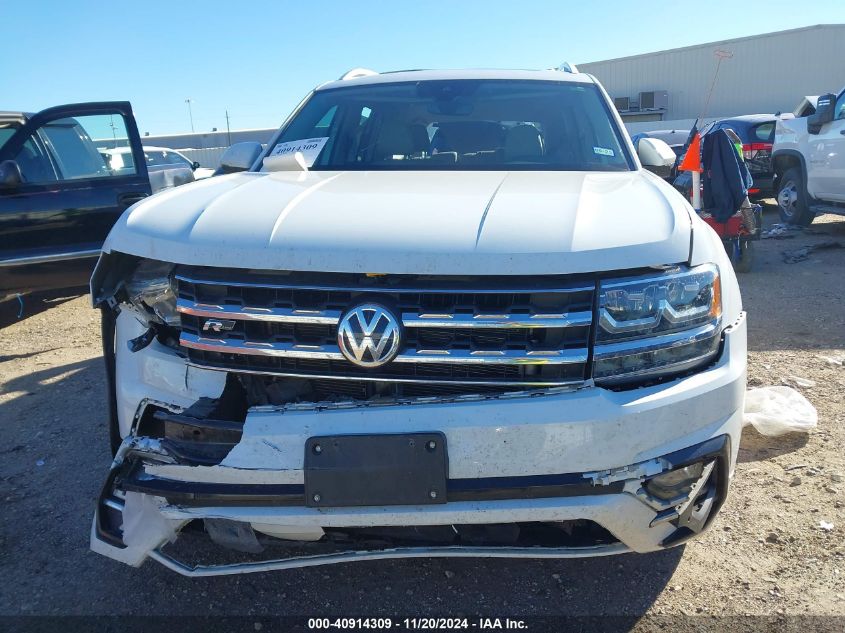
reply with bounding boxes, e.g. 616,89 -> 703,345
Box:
776,168 -> 815,226
732,241 -> 754,273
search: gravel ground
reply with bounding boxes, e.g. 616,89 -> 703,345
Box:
1,207 -> 843,628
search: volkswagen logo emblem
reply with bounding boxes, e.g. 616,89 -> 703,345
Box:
337,303 -> 401,367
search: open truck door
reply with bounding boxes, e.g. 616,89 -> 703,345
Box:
0,101 -> 150,301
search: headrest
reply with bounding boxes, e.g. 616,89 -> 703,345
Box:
504,124 -> 544,160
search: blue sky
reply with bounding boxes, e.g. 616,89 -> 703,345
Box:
3,1 -> 842,134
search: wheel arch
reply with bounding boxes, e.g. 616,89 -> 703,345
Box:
772,150 -> 807,188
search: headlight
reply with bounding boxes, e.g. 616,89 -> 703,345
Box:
594,264 -> 722,384
124,259 -> 179,326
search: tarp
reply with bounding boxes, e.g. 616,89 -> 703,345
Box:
702,129 -> 752,223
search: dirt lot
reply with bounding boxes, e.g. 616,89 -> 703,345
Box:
1,207 -> 844,627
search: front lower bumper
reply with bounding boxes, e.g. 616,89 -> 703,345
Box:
93,435 -> 732,576
91,312 -> 746,576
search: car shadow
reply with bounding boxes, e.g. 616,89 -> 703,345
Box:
0,348 -> 59,364
317,546 -> 687,617
0,288 -> 86,329
135,541 -> 686,619
0,354 -> 684,620
0,356 -> 99,401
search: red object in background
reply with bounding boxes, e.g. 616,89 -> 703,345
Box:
702,214 -> 746,238
679,132 -> 702,172
741,142 -> 773,161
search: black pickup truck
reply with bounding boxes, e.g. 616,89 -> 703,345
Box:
0,102 -> 151,303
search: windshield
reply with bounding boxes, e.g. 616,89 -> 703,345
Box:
146,150 -> 191,167
269,80 -> 632,171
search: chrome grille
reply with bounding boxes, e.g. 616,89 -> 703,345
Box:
175,269 -> 595,387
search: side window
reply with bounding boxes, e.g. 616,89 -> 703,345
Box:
167,152 -> 193,167
836,91 -> 845,121
753,122 -> 775,142
104,150 -> 136,173
145,151 -> 167,167
14,137 -> 57,183
15,113 -> 137,185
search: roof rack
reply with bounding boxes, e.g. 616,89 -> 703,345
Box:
339,68 -> 378,80
556,62 -> 579,74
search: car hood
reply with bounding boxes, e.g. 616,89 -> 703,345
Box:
103,170 -> 692,275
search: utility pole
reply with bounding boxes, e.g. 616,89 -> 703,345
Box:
108,114 -> 118,146
185,98 -> 195,133
699,49 -> 733,122
225,109 -> 231,146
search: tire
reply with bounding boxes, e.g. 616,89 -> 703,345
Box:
776,167 -> 815,226
733,241 -> 754,273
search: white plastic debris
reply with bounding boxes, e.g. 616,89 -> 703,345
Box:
818,354 -> 844,366
819,521 -> 834,532
787,375 -> 816,388
743,386 -> 818,436
121,491 -> 177,551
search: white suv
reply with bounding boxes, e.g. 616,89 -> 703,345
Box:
89,68 -> 747,576
773,86 -> 845,225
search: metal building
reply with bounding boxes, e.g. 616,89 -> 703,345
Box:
579,24 -> 845,132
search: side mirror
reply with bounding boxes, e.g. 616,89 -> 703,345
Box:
808,93 -> 836,134
191,161 -> 200,170
0,160 -> 23,189
218,142 -> 263,174
637,137 -> 676,178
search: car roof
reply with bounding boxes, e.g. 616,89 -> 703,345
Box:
0,111 -> 29,123
642,129 -> 689,144
316,68 -> 595,91
713,114 -> 778,125
105,145 -> 171,154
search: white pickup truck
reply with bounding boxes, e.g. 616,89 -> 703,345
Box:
89,68 -> 747,576
773,86 -> 845,225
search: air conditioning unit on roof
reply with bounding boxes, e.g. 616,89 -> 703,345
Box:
613,96 -> 631,111
640,91 -> 668,110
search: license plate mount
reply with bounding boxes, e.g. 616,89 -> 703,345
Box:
304,433 -> 448,508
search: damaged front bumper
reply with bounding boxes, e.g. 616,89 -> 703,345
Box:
91,311 -> 746,576
92,433 -> 734,576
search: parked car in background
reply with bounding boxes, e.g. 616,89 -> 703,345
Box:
0,102 -> 150,303
673,115 -> 785,202
104,145 -> 212,192
699,115 -> 782,199
631,129 -> 691,182
773,86 -> 845,225
145,146 -> 215,179
636,129 -> 690,158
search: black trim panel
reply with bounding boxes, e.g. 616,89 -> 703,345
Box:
118,462 -> 624,507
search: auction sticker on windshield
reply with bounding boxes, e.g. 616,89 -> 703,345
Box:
270,137 -> 329,166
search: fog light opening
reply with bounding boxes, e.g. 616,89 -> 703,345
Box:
645,461 -> 708,502
657,459 -> 721,547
